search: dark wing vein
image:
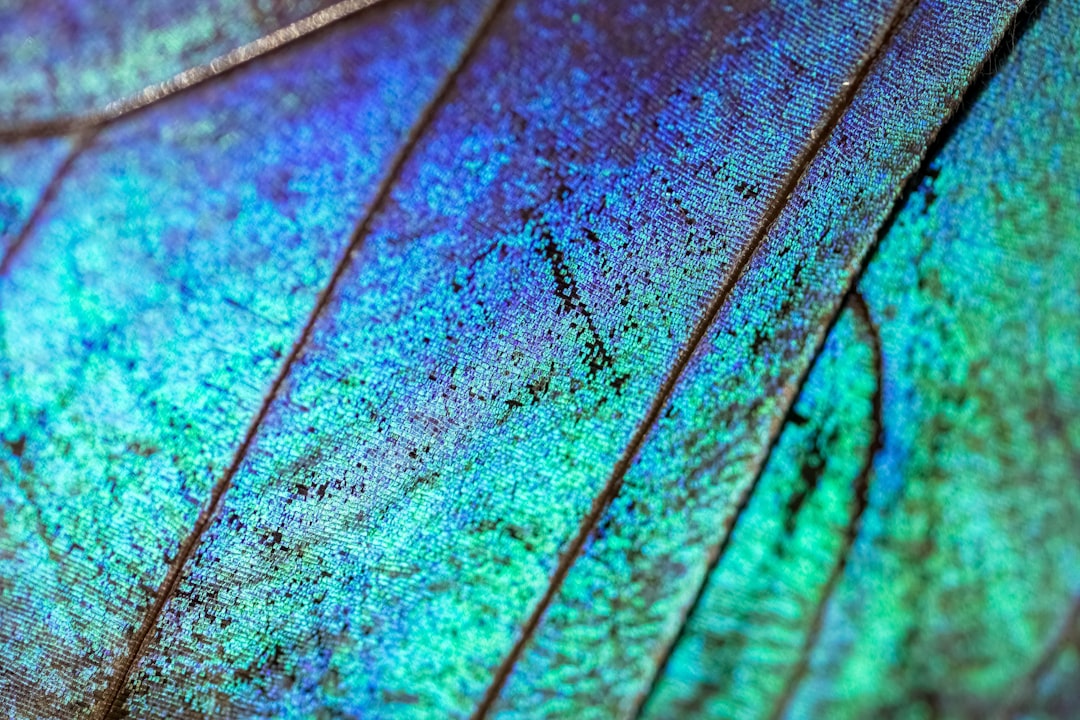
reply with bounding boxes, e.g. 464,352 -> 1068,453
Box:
471,2 -> 919,715
92,1 -> 510,717
628,286 -> 885,720
628,2 -> 1046,712
763,290 -> 882,720
0,130 -> 97,275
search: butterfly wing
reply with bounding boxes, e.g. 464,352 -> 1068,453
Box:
650,3 -> 1080,716
0,0 -> 1068,718
0,0 -> 357,128
489,2 -> 1027,716
0,2 -> 488,716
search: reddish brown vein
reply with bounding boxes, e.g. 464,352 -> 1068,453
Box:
472,2 -> 919,716
628,286 -> 885,720
93,1 -> 510,717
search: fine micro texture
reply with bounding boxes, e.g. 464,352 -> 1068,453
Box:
651,1 -> 1080,716
1013,621 -> 1080,720
642,300 -> 879,720
0,0 -> 339,127
783,2 -> 1080,715
490,1 -> 1024,716
0,2 -> 489,716
0,137 -> 74,256
113,0 -> 915,716
0,0 -> 1072,718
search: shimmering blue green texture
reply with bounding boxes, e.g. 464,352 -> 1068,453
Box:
111,0 -> 922,716
642,299 -> 879,719
491,1 -> 1025,715
786,3 -> 1080,715
0,2 -> 489,716
650,1 -> 1080,717
0,137 -> 73,254
0,0 -> 1066,717
0,0 -> 336,126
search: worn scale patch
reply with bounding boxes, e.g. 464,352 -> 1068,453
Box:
0,0 -> 1069,718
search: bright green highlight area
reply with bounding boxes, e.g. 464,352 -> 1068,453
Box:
787,2 -> 1080,715
653,1 -> 1080,716
642,302 -> 878,719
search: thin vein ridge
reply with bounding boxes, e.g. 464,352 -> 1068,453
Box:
92,1 -> 510,716
472,2 -> 919,716
0,0 -> 388,143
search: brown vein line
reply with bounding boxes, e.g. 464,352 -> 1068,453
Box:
627,432 -> 790,717
627,284 -> 881,720
0,0 -> 390,144
766,290 -> 883,720
93,1 -> 510,716
628,2 -> 1042,713
633,2 -> 1043,714
472,2 -> 918,716
0,129 -> 97,276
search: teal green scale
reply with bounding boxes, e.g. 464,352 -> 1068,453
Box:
0,0 -> 1069,717
0,3 -> 490,716
651,1 -> 1080,716
641,298 -> 879,719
